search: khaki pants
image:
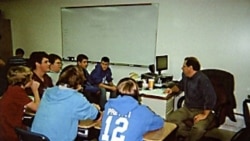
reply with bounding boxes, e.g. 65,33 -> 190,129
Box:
166,106 -> 214,141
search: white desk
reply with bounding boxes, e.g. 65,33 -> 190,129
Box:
140,89 -> 174,119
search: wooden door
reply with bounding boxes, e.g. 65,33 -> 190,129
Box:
0,18 -> 13,63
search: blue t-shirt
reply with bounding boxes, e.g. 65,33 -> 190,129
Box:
99,95 -> 164,141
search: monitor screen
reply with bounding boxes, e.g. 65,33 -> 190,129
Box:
156,55 -> 168,75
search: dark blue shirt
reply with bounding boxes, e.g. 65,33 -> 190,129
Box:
90,63 -> 113,85
178,71 -> 216,110
82,69 -> 99,93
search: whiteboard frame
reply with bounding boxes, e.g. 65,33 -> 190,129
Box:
61,3 -> 159,67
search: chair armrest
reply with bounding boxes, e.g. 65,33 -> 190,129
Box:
177,96 -> 185,109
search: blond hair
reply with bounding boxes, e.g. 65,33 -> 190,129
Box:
117,77 -> 138,95
7,66 -> 32,85
117,77 -> 140,103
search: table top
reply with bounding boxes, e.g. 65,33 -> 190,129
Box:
25,109 -> 177,140
143,122 -> 177,141
24,110 -> 100,128
24,110 -> 99,129
140,89 -> 174,100
78,119 -> 99,128
24,108 -> 35,116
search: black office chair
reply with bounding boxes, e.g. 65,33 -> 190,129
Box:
231,99 -> 250,141
176,69 -> 237,140
75,127 -> 100,141
243,99 -> 250,128
22,112 -> 35,128
15,127 -> 50,141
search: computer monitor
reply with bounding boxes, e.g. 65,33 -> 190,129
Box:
156,55 -> 168,75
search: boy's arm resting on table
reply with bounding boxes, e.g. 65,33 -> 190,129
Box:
26,81 -> 40,111
92,103 -> 101,110
143,105 -> 164,131
94,111 -> 103,121
149,112 -> 165,131
91,103 -> 102,121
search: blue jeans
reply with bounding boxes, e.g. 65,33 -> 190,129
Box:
99,87 -> 116,110
84,83 -> 100,94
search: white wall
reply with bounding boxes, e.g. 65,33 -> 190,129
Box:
1,0 -> 250,113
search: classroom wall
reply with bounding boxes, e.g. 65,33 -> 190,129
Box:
0,0 -> 250,113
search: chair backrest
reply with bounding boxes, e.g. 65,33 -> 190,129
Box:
15,127 -> 50,141
243,99 -> 250,128
231,128 -> 250,141
201,69 -> 237,128
230,99 -> 250,141
22,113 -> 35,128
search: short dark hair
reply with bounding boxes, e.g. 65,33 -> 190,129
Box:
101,56 -> 110,63
48,54 -> 62,64
15,48 -> 24,56
77,54 -> 88,62
28,51 -> 49,70
184,57 -> 201,71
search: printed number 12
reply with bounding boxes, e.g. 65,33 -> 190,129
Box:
101,116 -> 129,141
